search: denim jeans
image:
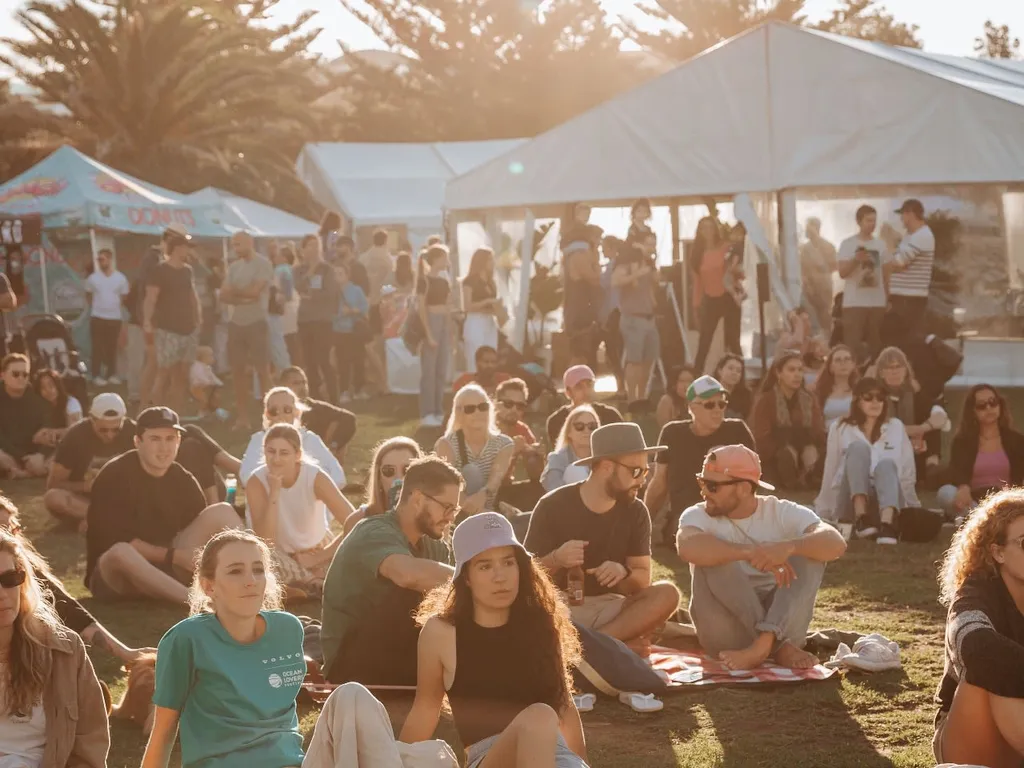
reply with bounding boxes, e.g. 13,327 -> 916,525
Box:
419,312 -> 450,418
835,441 -> 903,523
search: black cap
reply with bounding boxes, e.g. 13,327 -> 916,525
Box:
895,199 -> 924,218
136,406 -> 185,436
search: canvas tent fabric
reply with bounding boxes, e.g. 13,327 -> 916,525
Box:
183,188 -> 318,239
445,23 -> 1024,214
0,146 -> 230,237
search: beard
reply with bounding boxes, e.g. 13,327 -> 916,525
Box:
415,508 -> 444,540
605,477 -> 639,505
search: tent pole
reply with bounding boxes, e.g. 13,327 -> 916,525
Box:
778,189 -> 800,303
670,200 -> 681,264
513,210 -> 535,352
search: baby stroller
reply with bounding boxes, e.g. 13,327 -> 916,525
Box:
20,314 -> 89,407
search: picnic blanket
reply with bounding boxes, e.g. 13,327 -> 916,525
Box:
649,645 -> 837,688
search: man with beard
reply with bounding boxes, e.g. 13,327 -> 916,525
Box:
320,456 -> 460,685
526,423 -> 680,656
677,445 -> 846,671
451,345 -> 510,397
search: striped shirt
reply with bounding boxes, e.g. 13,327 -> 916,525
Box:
889,225 -> 935,298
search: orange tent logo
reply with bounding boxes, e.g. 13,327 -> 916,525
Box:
0,177 -> 69,206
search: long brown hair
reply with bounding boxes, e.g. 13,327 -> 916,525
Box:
759,350 -> 803,394
813,345 -> 859,409
955,384 -> 1011,444
188,530 -> 284,616
939,487 -> 1024,605
364,437 -> 422,516
416,547 -> 581,714
840,377 -> 889,443
466,247 -> 495,288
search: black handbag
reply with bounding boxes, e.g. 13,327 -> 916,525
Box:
898,507 -> 944,543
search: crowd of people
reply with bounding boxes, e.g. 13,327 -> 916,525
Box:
0,193 -> 1020,768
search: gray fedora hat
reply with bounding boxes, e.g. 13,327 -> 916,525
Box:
573,422 -> 667,467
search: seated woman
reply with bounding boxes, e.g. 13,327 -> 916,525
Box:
0,528 -> 109,767
541,404 -> 597,492
938,384 -> 1024,522
813,345 -> 859,428
750,350 -> 826,489
713,353 -> 752,421
400,512 -> 588,768
934,488 -> 1024,768
239,386 -> 345,488
143,530 -> 306,768
246,424 -> 354,595
343,436 -> 422,536
655,365 -> 696,427
434,384 -> 514,517
33,368 -> 82,429
815,377 -> 919,545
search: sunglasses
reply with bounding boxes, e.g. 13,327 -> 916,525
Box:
698,400 -> 728,411
267,405 -> 295,417
860,393 -> 885,403
380,464 -> 408,479
611,460 -> 648,479
697,476 -> 747,493
499,400 -> 527,411
6,370 -> 27,379
0,569 -> 26,590
573,421 -> 598,432
461,403 -> 490,415
975,399 -> 1000,411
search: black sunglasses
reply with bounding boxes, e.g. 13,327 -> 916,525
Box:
860,392 -> 885,403
461,403 -> 490,415
975,398 -> 1000,411
380,464 -> 409,479
0,569 -> 26,589
611,460 -> 648,479
697,476 -> 747,493
698,400 -> 728,411
267,405 -> 295,417
6,370 -> 27,379
499,399 -> 527,411
573,421 -> 598,432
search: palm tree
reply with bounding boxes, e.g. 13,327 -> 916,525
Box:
0,80 -> 63,183
1,0 -> 333,215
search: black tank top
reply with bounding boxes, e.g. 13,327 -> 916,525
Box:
447,618 -> 561,747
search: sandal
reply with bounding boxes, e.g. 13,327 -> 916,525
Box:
573,693 -> 596,713
618,692 -> 663,713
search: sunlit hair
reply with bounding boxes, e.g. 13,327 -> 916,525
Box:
0,529 -> 65,717
445,383 -> 496,435
32,368 -> 70,427
874,346 -> 917,395
759,350 -> 804,394
939,488 -> 1024,606
955,384 -> 1011,444
1,353 -> 28,374
188,530 -> 283,616
666,364 -> 697,412
262,386 -> 307,429
841,377 -> 889,443
466,248 -> 495,283
415,547 -> 581,715
556,404 -> 598,453
813,345 -> 860,409
262,423 -> 303,455
300,234 -> 320,252
495,378 -> 528,401
365,437 -> 422,517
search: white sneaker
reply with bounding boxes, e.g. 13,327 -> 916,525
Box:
92,376 -> 108,387
421,415 -> 441,428
838,523 -> 854,542
339,392 -> 352,404
107,375 -> 122,386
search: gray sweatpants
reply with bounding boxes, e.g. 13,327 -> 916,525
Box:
835,440 -> 903,523
689,556 -> 826,656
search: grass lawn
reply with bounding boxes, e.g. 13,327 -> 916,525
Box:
0,391 -> 969,768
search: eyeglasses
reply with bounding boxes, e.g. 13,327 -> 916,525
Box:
499,400 -> 527,411
975,399 -> 1000,411
420,491 -> 460,519
610,460 -> 648,479
860,393 -> 885,403
267,405 -> 295,417
698,400 -> 728,411
0,569 -> 26,590
573,421 -> 598,432
696,476 -> 747,493
461,402 -> 490,415
380,464 -> 409,479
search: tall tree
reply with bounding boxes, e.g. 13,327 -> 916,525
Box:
811,0 -> 920,48
332,0 -> 646,141
1,0 -> 332,214
0,81 -> 63,183
974,20 -> 1020,59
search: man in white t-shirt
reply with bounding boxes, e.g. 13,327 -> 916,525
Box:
676,445 -> 847,670
884,198 -> 935,345
85,248 -> 129,386
837,205 -> 890,362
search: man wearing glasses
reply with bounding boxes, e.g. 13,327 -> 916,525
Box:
44,392 -> 135,526
0,353 -> 51,479
645,376 -> 755,544
494,378 -> 544,511
320,456 -> 461,686
677,445 -> 847,671
526,423 -> 681,657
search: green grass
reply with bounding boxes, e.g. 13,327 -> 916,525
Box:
0,392 -> 961,767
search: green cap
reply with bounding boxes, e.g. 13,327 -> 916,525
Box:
686,375 -> 725,402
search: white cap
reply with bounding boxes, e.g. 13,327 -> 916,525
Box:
89,392 -> 127,419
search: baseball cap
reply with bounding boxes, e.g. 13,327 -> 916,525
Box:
135,406 -> 186,436
163,222 -> 191,241
700,444 -> 775,491
563,364 -> 596,392
89,392 -> 127,419
452,512 -> 528,579
894,199 -> 924,218
686,375 -> 725,402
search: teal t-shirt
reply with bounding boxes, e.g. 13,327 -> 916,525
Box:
153,611 -> 305,768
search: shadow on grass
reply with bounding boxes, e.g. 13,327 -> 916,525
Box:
585,696 -> 701,768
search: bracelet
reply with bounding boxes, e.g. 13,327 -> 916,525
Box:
164,547 -> 176,571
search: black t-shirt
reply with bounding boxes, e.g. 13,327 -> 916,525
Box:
149,261 -> 196,335
127,250 -> 162,326
85,451 -> 205,587
0,388 -> 47,459
53,418 -> 136,482
656,418 -> 755,513
546,401 -> 623,445
176,425 -> 220,497
302,399 -> 356,451
524,484 -> 651,597
463,274 -> 497,303
417,275 -> 451,306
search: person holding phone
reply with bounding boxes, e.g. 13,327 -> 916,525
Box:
838,205 -> 891,361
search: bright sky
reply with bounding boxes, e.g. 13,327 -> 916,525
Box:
1,0 -> 1022,59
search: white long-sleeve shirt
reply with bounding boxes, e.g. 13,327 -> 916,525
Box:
815,417 -> 919,519
240,427 -> 346,489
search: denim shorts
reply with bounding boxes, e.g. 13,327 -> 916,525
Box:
467,732 -> 588,768
619,314 -> 660,364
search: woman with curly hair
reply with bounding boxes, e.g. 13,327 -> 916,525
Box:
934,488 -> 1024,766
401,512 -> 588,768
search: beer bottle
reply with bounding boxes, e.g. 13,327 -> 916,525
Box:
567,565 -> 585,606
